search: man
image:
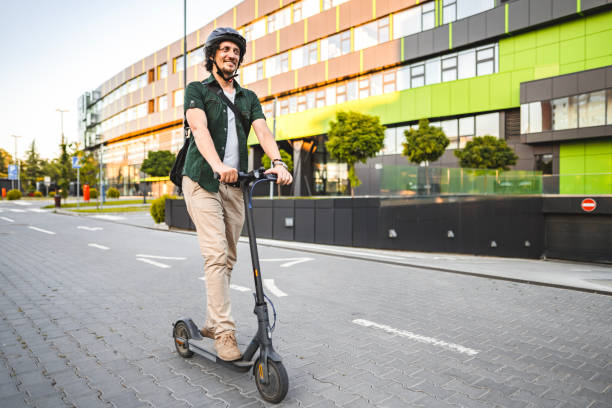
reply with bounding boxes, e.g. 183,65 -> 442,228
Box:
181,27 -> 292,361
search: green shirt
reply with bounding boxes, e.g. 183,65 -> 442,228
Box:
182,74 -> 266,192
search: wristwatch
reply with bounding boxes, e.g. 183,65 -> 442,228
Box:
272,158 -> 288,170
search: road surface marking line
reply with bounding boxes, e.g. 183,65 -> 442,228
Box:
10,209 -> 26,213
29,209 -> 49,213
28,226 -> 56,235
230,284 -> 251,292
136,258 -> 170,269
353,319 -> 479,356
135,254 -> 187,260
12,201 -> 31,206
261,257 -> 314,267
88,243 -> 110,250
92,215 -> 125,221
77,226 -> 103,231
252,240 -> 405,260
264,279 -> 288,297
1,216 -> 15,222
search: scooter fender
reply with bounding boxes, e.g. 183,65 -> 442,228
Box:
173,317 -> 203,340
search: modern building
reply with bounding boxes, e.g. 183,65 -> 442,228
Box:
78,0 -> 612,197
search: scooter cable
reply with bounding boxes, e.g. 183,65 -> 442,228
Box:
248,179 -> 270,209
264,294 -> 277,332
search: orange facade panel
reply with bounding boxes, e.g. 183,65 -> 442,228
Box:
169,39 -> 183,60
248,79 -> 269,99
297,62 -> 325,89
258,0 -> 279,18
362,39 -> 401,72
377,0 -> 417,18
306,7 -> 335,44
236,1 -> 255,28
255,33 -> 277,60
345,0 -> 371,28
278,23 -> 304,55
216,8 -> 234,28
271,70 -> 295,96
327,52 -> 361,82
186,31 -> 198,51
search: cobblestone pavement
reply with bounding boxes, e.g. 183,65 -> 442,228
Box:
0,202 -> 611,407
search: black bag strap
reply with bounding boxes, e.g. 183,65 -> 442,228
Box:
206,82 -> 251,135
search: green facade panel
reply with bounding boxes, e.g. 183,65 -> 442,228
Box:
560,139 -> 612,194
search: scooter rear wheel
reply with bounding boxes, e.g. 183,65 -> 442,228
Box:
254,358 -> 288,403
173,322 -> 194,358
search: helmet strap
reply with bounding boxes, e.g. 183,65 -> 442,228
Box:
213,60 -> 239,84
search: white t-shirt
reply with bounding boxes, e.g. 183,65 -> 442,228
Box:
222,89 -> 239,170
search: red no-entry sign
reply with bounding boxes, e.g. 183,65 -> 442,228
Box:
581,198 -> 597,212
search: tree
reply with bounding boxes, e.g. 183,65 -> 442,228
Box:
141,150 -> 176,177
0,148 -> 12,178
261,149 -> 294,172
22,140 -> 44,193
402,119 -> 449,165
326,111 -> 386,196
57,141 -> 74,198
454,135 -> 518,170
74,149 -> 99,187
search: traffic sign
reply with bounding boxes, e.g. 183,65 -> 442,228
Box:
72,156 -> 81,169
581,198 -> 597,212
44,176 -> 51,187
8,164 -> 17,180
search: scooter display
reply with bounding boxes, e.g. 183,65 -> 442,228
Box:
172,168 -> 289,404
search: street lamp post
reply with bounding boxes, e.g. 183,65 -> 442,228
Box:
10,135 -> 22,191
56,109 -> 69,197
141,139 -> 148,204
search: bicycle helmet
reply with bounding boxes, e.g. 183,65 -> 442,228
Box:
205,27 -> 247,81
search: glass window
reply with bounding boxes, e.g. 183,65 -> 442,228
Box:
347,80 -> 358,101
441,119 -> 458,149
393,6 -> 421,39
411,64 -> 425,88
425,58 -> 440,85
359,78 -> 370,99
534,153 -> 553,175
293,2 -> 303,22
280,99 -> 289,115
371,74 -> 383,96
326,86 -> 335,106
315,90 -> 325,108
378,17 -> 389,43
520,104 -> 529,134
528,102 -> 542,133
578,91 -> 606,127
244,25 -> 254,42
422,2 -> 435,30
266,55 -> 280,78
443,0 -> 457,24
256,61 -> 264,81
457,0 -> 495,20
383,72 -> 396,93
355,20 -> 378,51
251,19 -> 266,40
397,66 -> 410,90
291,45 -> 306,70
173,89 -> 184,107
442,56 -> 457,82
322,0 -> 350,10
189,47 -> 204,67
267,7 -> 291,32
174,55 -> 184,73
476,112 -> 499,137
551,96 -> 578,130
476,46 -> 495,76
297,95 -> 307,112
459,116 -> 475,148
383,127 -> 396,155
608,90 -> 612,125
158,63 -> 168,79
243,64 -> 257,84
306,91 -> 316,109
158,95 -> 168,111
336,84 -> 346,104
307,42 -> 318,65
289,96 -> 297,113
321,31 -> 350,61
302,0 -> 320,19
396,126 -> 409,153
458,50 -> 475,79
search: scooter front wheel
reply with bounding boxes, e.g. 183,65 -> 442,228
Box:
173,322 -> 194,358
254,358 -> 288,403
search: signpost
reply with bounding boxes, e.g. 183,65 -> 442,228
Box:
8,164 -> 17,190
581,198 -> 597,213
72,156 -> 81,207
43,176 -> 50,197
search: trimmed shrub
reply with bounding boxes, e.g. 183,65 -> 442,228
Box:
106,187 -> 120,198
89,188 -> 98,199
150,194 -> 175,224
33,191 -> 43,197
49,191 -> 56,197
7,189 -> 22,200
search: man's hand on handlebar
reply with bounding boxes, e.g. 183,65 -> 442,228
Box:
213,163 -> 239,184
264,164 -> 293,185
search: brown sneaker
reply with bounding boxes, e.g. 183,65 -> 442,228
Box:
214,331 -> 242,361
199,327 -> 215,339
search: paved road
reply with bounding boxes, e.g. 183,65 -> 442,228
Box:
0,200 -> 611,407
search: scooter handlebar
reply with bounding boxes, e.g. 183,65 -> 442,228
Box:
214,168 -> 277,183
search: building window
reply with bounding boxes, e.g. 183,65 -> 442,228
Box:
578,90 -> 606,127
608,89 -> 612,124
475,112 -> 499,137
425,58 -> 440,85
441,119 -> 459,149
443,0 -> 457,24
267,7 -> 291,32
321,30 -> 350,61
411,64 -> 425,88
534,154 -> 553,175
397,66 -> 410,91
458,50 -> 476,79
243,64 -> 257,84
336,84 -> 347,104
457,0 -> 495,20
355,17 -> 389,51
442,56 -> 457,82
148,68 -> 155,84
244,25 -> 253,42
148,99 -> 155,114
252,19 -> 266,40
307,43 -> 318,65
322,0 -> 349,10
256,62 -> 264,81
476,46 -> 495,76
306,91 -> 316,110
383,72 -> 396,93
263,102 -> 273,118
347,80 -> 358,101
371,74 -> 383,96
174,55 -> 184,73
266,53 -> 289,78
316,90 -> 326,108
551,96 -> 578,130
359,78 -> 370,99
458,116 -> 475,148
189,47 -> 204,67
280,99 -> 289,115
394,6 -> 422,39
301,0 -> 320,20
297,95 -> 307,112
173,89 -> 184,107
422,2 -> 435,30
158,95 -> 168,111
292,2 -> 302,22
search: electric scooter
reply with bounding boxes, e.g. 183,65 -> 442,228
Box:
172,168 -> 288,404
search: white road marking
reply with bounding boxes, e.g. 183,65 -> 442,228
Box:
264,279 -> 288,297
135,254 -> 187,260
1,216 -> 15,223
29,209 -> 49,213
198,277 -> 252,293
12,201 -> 31,206
136,257 -> 170,268
260,257 -> 314,267
253,240 -> 405,260
78,226 -> 103,231
28,226 -> 56,235
88,243 -> 110,250
92,215 -> 125,221
353,319 -> 479,356
10,209 -> 26,213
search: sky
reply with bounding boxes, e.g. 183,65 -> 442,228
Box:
0,0 -> 242,162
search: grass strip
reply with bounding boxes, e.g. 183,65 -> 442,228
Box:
68,206 -> 150,214
44,199 -> 147,209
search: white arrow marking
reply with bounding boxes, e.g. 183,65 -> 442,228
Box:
198,277 -> 251,293
12,201 -> 31,206
260,257 -> 314,267
136,258 -> 170,269
264,279 -> 287,297
88,243 -> 109,250
29,209 -> 49,213
1,216 -> 14,223
135,254 -> 187,260
92,215 -> 125,221
353,319 -> 479,356
78,226 -> 103,231
10,209 -> 26,213
28,226 -> 56,235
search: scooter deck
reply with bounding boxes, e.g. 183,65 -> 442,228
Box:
187,338 -> 253,372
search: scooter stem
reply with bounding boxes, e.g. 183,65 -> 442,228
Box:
242,183 -> 266,306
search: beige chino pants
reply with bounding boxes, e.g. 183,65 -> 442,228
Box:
182,176 -> 245,337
